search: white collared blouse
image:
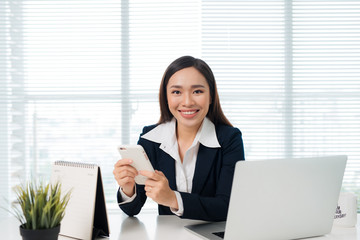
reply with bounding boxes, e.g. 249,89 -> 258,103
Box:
119,117 -> 220,216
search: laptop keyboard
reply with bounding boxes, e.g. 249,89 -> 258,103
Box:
212,231 -> 225,239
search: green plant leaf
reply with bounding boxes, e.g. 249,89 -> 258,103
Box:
10,179 -> 71,230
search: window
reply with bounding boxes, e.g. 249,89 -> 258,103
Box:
1,0 -> 359,217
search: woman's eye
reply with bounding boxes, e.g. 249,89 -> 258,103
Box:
172,90 -> 181,94
194,90 -> 203,94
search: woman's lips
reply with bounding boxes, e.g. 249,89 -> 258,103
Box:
179,110 -> 199,118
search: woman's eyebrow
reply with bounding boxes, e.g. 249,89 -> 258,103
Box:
168,85 -> 182,89
168,84 -> 206,89
191,84 -> 206,88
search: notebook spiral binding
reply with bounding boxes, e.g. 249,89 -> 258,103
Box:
54,161 -> 97,169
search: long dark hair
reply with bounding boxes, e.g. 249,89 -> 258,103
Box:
158,56 -> 232,127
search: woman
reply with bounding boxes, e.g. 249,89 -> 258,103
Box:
113,56 -> 245,221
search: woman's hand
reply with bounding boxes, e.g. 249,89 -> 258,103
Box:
113,159 -> 138,197
140,170 -> 179,210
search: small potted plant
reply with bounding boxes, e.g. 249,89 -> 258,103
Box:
11,180 -> 71,240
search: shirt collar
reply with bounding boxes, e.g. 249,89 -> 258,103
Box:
198,117 -> 221,148
141,117 -> 220,148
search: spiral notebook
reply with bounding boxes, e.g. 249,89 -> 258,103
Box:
51,161 -> 110,240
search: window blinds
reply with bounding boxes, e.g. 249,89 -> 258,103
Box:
1,0 -> 359,216
291,0 -> 360,193
1,0 -> 124,212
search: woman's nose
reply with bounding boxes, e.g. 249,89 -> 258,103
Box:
182,93 -> 194,106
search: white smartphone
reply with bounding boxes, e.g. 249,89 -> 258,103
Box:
117,145 -> 154,185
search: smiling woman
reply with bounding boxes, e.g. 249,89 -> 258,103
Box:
113,56 -> 245,221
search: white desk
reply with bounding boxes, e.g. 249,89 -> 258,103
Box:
1,210 -> 359,240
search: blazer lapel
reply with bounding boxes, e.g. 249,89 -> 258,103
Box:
158,151 -> 177,190
191,145 -> 218,193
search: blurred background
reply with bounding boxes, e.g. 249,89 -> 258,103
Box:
1,0 -> 359,218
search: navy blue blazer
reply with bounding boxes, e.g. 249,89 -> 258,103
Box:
118,123 -> 245,221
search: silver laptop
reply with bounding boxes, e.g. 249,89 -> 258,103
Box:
185,155 -> 347,240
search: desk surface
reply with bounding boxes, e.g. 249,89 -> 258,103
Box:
1,210 -> 359,240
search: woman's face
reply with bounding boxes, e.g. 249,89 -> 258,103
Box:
166,67 -> 211,132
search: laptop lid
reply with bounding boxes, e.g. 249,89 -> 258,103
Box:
185,155 -> 347,240
224,155 -> 347,240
